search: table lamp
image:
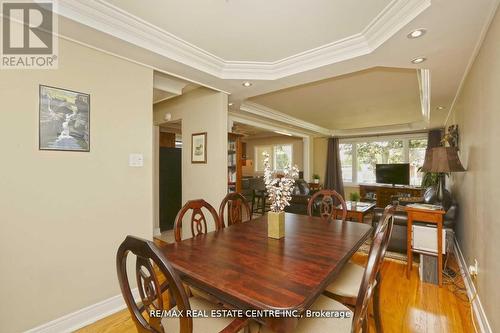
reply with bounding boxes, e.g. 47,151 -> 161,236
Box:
421,146 -> 465,209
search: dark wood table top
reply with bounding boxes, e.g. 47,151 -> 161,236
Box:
159,213 -> 372,317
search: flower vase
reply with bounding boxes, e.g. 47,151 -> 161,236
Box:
268,211 -> 285,239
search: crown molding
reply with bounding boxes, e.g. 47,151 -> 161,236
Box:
239,102 -> 333,136
56,0 -> 430,80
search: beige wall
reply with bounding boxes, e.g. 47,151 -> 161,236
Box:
154,88 -> 228,239
446,7 -> 500,331
243,136 -> 304,177
0,39 -> 153,332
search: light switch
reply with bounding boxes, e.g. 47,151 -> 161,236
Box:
129,153 -> 144,167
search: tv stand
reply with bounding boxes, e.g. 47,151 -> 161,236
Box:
359,183 -> 424,207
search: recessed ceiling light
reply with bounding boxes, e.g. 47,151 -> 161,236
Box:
407,29 -> 427,39
411,57 -> 427,64
437,106 -> 445,110
228,102 -> 233,106
242,81 -> 252,87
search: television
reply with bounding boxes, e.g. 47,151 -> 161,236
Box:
376,163 -> 410,186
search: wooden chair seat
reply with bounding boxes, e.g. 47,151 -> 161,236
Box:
162,296 -> 244,333
259,295 -> 352,333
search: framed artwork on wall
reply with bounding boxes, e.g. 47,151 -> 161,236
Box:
39,85 -> 90,152
191,132 -> 207,163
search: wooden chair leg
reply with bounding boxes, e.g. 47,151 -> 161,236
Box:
373,274 -> 383,333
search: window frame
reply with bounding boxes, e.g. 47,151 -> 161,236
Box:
339,133 -> 427,187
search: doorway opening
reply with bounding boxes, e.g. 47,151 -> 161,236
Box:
156,120 -> 182,243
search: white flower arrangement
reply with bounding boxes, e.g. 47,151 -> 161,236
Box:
263,152 -> 299,213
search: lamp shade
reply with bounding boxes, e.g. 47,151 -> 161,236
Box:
421,147 -> 465,173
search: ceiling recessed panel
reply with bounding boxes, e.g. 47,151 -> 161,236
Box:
102,0 -> 392,62
249,67 -> 422,130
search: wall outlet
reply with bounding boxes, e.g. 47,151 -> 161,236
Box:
469,259 -> 479,278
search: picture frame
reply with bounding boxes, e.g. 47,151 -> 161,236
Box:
191,132 -> 207,164
39,85 -> 90,152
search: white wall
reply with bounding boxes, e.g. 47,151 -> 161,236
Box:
154,88 -> 228,239
446,6 -> 500,331
0,39 -> 153,332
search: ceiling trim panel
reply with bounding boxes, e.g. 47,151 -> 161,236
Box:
57,0 -> 430,80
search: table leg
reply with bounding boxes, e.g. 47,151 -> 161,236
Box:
437,219 -> 443,287
407,215 -> 413,278
358,212 -> 363,223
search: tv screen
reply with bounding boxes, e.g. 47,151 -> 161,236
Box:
376,163 -> 410,185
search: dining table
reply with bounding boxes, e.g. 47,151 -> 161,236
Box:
159,212 -> 372,333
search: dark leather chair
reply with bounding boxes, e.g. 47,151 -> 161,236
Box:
285,179 -> 312,215
372,199 -> 458,253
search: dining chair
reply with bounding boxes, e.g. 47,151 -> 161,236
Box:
116,235 -> 249,333
174,199 -> 222,242
219,192 -> 252,227
257,206 -> 394,333
307,189 -> 348,222
323,205 -> 396,333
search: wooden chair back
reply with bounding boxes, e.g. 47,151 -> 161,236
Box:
219,192 -> 251,227
307,189 -> 348,222
174,199 -> 221,242
116,235 -> 192,333
351,205 -> 395,332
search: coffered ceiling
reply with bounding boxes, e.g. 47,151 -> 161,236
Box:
249,67 -> 426,130
55,0 -> 500,135
102,0 -> 393,62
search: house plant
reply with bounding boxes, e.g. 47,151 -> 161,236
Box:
312,174 -> 320,184
263,153 -> 299,239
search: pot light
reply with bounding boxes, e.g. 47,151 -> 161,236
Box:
242,81 -> 252,87
407,29 -> 426,39
437,106 -> 445,110
228,102 -> 233,106
411,57 -> 427,64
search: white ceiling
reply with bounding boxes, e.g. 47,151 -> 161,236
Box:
103,0 -> 391,62
249,67 -> 427,130
55,0 -> 500,135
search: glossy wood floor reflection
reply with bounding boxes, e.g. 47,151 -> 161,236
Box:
77,253 -> 474,333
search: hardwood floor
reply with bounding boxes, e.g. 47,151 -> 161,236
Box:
77,253 -> 474,333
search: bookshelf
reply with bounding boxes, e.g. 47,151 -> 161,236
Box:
228,133 -> 243,193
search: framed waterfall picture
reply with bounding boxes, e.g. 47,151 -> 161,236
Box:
191,132 -> 207,163
39,85 -> 90,152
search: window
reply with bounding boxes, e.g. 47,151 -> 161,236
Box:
274,144 -> 293,171
339,144 -> 353,183
409,139 -> 427,186
255,144 -> 293,172
356,140 -> 404,183
340,135 -> 427,186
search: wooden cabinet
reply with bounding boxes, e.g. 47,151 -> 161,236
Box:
359,184 -> 423,207
228,133 -> 243,193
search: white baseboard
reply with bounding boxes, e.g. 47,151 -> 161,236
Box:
154,227 -> 161,236
25,288 -> 139,333
453,237 -> 492,333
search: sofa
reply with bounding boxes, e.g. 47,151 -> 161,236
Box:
372,198 -> 458,253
